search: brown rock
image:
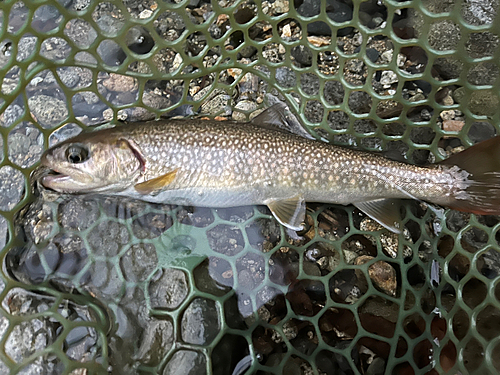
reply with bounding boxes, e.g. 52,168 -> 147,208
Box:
355,255 -> 397,296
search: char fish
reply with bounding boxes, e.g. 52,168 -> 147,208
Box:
40,104 -> 500,233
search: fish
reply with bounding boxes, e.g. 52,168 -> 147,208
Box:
40,103 -> 500,233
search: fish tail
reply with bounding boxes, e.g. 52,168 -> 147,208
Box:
441,136 -> 500,215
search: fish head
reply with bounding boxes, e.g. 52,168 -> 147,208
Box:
41,132 -> 144,193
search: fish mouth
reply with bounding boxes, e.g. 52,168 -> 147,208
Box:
42,171 -> 72,185
41,171 -> 83,193
40,153 -> 92,192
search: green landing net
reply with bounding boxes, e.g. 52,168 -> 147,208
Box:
0,0 -> 500,374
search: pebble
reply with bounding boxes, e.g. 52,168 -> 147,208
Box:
232,100 -> 257,121
148,268 -> 189,310
48,123 -> 82,146
380,70 -> 398,87
1,103 -> 24,127
355,255 -> 397,297
28,95 -> 68,129
102,73 -> 138,92
291,45 -> 313,67
163,350 -> 207,375
442,119 -> 465,132
440,109 -> 456,121
181,297 -> 220,345
468,90 -> 499,116
0,166 -> 24,211
8,123 -> 43,168
139,9 -> 153,19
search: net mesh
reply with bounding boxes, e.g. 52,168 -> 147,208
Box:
1,0 -> 500,374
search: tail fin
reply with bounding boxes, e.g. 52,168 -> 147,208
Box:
441,136 -> 500,215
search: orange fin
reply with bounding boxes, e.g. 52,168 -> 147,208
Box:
134,169 -> 178,195
440,136 -> 500,215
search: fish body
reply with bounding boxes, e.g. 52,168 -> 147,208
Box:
41,104 -> 500,232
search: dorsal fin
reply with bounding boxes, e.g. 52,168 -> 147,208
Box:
250,103 -> 314,140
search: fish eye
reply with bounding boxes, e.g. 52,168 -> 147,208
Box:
65,144 -> 89,164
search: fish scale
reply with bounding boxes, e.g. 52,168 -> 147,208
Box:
40,104 -> 500,233
124,119 -> 452,203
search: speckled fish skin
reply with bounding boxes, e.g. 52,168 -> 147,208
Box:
125,119 -> 458,205
42,118 -> 461,207
41,104 -> 500,232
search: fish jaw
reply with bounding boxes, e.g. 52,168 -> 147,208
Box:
40,152 -> 99,193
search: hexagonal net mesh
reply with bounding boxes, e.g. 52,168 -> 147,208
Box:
0,0 -> 500,374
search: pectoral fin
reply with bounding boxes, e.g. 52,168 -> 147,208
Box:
354,199 -> 402,233
266,196 -> 306,231
134,169 -> 178,195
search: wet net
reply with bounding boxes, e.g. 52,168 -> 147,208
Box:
1,0 -> 500,374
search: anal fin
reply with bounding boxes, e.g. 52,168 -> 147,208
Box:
354,199 -> 402,233
266,195 -> 306,231
135,169 -> 178,195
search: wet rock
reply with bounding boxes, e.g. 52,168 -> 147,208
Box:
0,103 -> 24,127
32,5 -> 62,33
355,255 -> 397,297
16,35 -> 38,62
466,32 -> 499,58
8,123 -> 43,168
467,62 -> 499,85
27,95 -> 68,129
462,0 -> 498,25
468,121 -> 496,143
181,297 -> 220,345
135,318 -> 174,366
366,48 -> 380,63
56,67 -> 83,88
131,212 -> 172,239
102,73 -> 138,92
324,81 -> 345,105
275,67 -> 296,88
0,215 -> 7,250
433,57 -> 463,80
97,39 -> 126,66
3,289 -> 100,370
64,19 -> 98,48
126,26 -> 155,55
148,268 -> 189,310
120,243 -> 158,282
196,88 -> 232,116
428,20 -> 461,51
291,45 -> 313,67
89,261 -> 124,301
348,91 -> 372,114
48,123 -> 82,146
92,3 -> 124,35
442,119 -> 465,133
0,166 -> 24,211
58,198 -> 100,231
468,90 -> 499,116
379,70 -> 398,87
40,37 -> 72,61
297,0 -> 352,35
163,350 -> 207,375
206,224 -> 245,256
232,100 -> 258,121
236,253 -> 265,290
